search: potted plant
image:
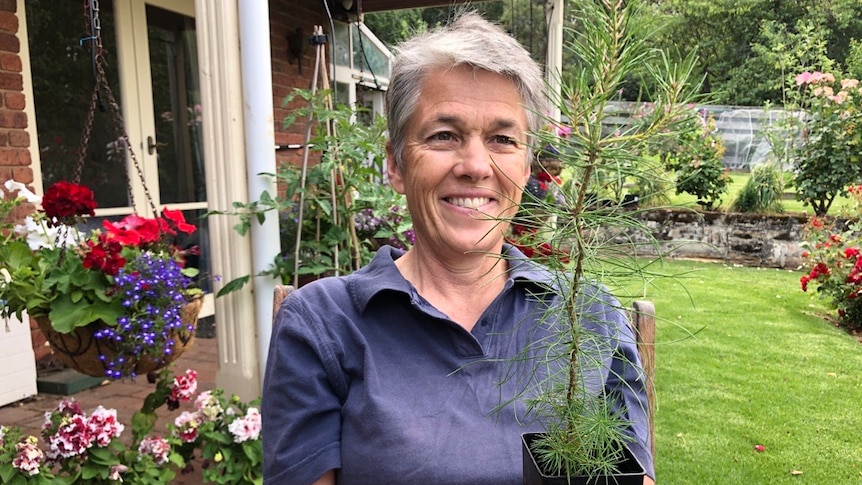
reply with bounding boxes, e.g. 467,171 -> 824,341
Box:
0,179 -> 202,379
514,0 -> 701,482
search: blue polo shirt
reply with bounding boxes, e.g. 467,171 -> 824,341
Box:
262,245 -> 654,484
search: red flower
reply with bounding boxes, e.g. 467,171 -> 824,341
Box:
82,236 -> 126,276
42,181 -> 97,223
800,275 -> 811,292
811,262 -> 830,278
161,208 -> 196,235
844,247 -> 860,259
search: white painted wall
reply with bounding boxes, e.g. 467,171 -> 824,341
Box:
0,313 -> 38,407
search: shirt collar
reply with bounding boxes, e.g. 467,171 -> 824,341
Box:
348,244 -> 556,313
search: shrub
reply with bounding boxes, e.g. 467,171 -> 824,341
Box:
630,154 -> 673,208
790,71 -> 862,216
636,106 -> 729,210
730,162 -> 785,213
799,186 -> 862,331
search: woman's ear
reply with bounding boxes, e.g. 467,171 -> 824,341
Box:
386,142 -> 406,194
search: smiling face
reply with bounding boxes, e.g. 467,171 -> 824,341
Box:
387,65 -> 530,259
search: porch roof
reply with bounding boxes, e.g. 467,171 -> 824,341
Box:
343,0 -> 494,14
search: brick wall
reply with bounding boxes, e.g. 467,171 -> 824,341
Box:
0,1 -> 49,363
269,1 -> 332,169
0,0 -> 29,190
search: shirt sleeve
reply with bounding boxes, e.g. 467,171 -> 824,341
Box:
262,291 -> 344,485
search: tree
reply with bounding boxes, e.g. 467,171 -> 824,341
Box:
646,0 -> 862,106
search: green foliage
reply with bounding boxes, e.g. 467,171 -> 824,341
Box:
846,38 -> 862,80
730,162 -> 785,213
644,0 -> 862,106
365,3 -> 505,48
630,155 -> 673,208
211,88 -> 411,292
638,106 -> 729,209
168,389 -> 263,485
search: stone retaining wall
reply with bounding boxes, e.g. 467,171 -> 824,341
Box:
631,209 -> 811,269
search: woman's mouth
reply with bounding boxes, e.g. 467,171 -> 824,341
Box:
446,197 -> 491,209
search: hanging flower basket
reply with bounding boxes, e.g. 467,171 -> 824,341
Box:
2,180 -> 203,379
34,297 -> 203,378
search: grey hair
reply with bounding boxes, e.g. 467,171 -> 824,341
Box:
385,12 -> 547,168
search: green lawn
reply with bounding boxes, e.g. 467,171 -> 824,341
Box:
618,259 -> 862,483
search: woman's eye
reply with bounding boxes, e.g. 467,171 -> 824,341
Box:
430,132 -> 455,142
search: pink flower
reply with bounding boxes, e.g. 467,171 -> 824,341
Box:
754,444 -> 766,452
173,411 -> 201,443
228,407 -> 262,443
13,436 -> 44,476
795,71 -> 812,85
170,369 -> 198,404
138,436 -> 171,465
555,124 -> 572,138
87,406 -> 124,447
47,414 -> 93,459
56,398 -> 83,417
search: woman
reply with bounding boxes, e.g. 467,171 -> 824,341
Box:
262,13 -> 654,485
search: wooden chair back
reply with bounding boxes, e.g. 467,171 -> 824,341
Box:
629,300 -> 656,458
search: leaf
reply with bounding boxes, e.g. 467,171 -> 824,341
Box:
217,275 -> 251,297
81,464 -> 102,479
132,411 -> 157,440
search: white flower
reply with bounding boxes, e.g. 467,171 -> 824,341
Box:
14,217 -> 81,250
3,180 -> 42,205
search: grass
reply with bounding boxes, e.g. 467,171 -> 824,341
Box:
616,258 -> 862,484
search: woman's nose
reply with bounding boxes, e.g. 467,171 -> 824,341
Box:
453,137 -> 493,181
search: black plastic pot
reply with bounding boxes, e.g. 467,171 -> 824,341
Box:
522,433 -> 646,485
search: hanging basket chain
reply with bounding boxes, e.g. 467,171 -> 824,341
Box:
96,59 -> 158,216
75,0 -> 158,216
73,0 -> 102,186
72,79 -> 100,186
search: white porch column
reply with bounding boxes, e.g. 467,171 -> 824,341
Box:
545,0 -> 564,123
237,0 -> 280,383
195,0 -> 278,400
